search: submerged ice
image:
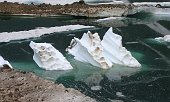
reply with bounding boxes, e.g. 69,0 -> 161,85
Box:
67,27 -> 141,69
29,41 -> 73,70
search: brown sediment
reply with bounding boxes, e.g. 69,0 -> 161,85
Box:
0,67 -> 96,102
0,1 -> 136,17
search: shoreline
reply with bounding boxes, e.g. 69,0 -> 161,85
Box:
0,1 -> 136,17
0,67 -> 96,102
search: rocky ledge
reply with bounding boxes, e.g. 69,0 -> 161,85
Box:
0,67 -> 96,102
0,1 -> 136,17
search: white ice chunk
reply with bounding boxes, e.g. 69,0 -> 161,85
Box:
0,56 -> 13,68
155,35 -> 170,42
29,41 -> 73,70
101,27 -> 141,67
67,27 -> 141,69
67,31 -> 113,69
164,35 -> 170,42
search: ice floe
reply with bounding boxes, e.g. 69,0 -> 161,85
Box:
155,35 -> 170,43
133,2 -> 170,7
29,41 -> 73,70
0,25 -> 94,43
0,56 -> 13,68
96,17 -> 124,22
67,27 -> 141,69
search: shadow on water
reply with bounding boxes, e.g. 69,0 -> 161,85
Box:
0,15 -> 90,32
127,12 -> 153,20
0,15 -> 12,21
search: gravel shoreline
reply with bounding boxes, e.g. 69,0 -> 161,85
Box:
0,67 -> 96,102
0,1 -> 135,17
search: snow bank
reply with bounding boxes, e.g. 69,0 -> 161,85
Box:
0,25 -> 94,43
0,56 -> 13,68
133,2 -> 170,15
0,0 -> 124,5
67,27 -> 141,69
1,0 -> 80,5
29,41 -> 73,70
133,2 -> 170,7
40,0 -> 81,5
138,7 -> 170,15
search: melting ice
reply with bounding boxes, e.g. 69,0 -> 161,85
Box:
29,41 -> 73,70
67,27 -> 141,69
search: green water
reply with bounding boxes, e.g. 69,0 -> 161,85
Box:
0,15 -> 170,102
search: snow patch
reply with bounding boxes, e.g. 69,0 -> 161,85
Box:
1,0 -> 80,5
133,2 -> 170,7
0,25 -> 94,43
96,17 -> 124,22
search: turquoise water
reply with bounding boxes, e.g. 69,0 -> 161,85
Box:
0,15 -> 170,102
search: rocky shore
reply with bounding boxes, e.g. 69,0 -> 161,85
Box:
0,1 -> 136,17
0,67 -> 96,102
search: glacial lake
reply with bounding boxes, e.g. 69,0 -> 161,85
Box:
0,14 -> 170,102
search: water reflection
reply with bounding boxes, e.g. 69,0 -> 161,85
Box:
0,15 -> 170,101
96,14 -> 170,36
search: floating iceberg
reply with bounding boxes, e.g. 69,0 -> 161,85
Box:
29,41 -> 73,70
67,31 -> 112,69
67,27 -> 141,69
101,27 -> 141,67
0,56 -> 13,68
